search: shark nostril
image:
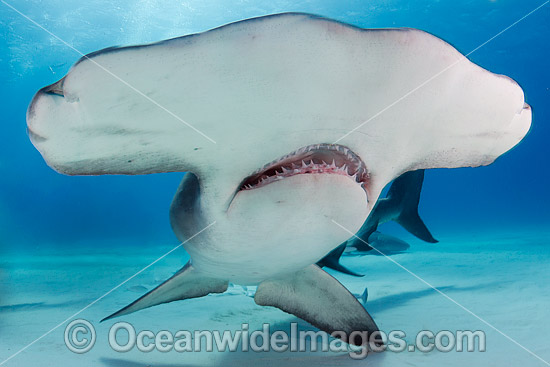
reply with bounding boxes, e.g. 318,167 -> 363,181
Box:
43,77 -> 65,97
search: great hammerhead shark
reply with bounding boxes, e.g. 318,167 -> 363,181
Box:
26,14 -> 531,346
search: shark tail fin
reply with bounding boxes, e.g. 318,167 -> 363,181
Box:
101,262 -> 228,322
386,170 -> 438,243
254,264 -> 381,347
316,244 -> 364,277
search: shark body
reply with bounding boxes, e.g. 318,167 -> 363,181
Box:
26,14 -> 531,346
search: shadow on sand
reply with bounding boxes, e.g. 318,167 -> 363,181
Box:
0,299 -> 92,313
100,281 -> 501,367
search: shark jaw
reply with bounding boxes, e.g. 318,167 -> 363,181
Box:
232,143 -> 370,204
190,143 -> 373,283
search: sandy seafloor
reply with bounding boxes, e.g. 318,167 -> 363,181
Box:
1,229 -> 549,367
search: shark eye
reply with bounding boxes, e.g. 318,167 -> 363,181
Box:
42,77 -> 65,97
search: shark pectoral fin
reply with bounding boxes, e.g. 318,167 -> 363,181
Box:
387,170 -> 438,243
317,244 -> 364,277
101,262 -> 228,322
254,264 -> 380,346
351,224 -> 377,252
396,212 -> 438,243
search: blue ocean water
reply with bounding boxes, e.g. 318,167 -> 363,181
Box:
0,0 -> 548,250
1,1 -> 548,252
0,2 -> 549,366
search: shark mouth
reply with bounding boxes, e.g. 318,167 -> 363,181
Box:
238,144 -> 369,192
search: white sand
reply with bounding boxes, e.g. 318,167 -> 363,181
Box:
0,229 -> 549,366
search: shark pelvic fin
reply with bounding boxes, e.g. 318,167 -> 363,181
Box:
316,244 -> 364,277
254,264 -> 380,346
102,262 -> 228,322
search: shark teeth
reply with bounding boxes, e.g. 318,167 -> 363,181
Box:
239,143 -> 369,192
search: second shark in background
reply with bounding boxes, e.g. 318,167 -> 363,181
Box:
318,170 -> 437,276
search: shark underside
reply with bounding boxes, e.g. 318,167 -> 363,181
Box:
26,13 -> 531,347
